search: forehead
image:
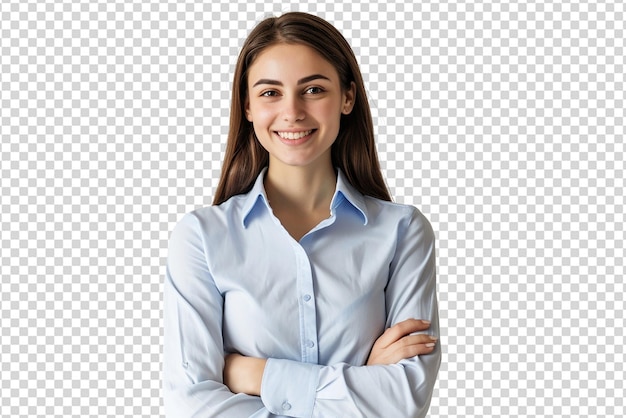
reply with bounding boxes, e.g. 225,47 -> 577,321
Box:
248,43 -> 339,84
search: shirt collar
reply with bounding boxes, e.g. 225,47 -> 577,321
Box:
241,167 -> 369,227
331,169 -> 368,225
241,167 -> 271,227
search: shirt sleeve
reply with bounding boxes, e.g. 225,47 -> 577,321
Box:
260,207 -> 441,418
163,212 -> 268,417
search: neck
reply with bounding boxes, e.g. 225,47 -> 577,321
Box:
264,159 -> 337,213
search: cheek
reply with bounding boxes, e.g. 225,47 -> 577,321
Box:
315,103 -> 343,129
249,105 -> 275,127
317,102 -> 339,116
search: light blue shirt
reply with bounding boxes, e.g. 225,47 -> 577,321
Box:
163,168 -> 441,418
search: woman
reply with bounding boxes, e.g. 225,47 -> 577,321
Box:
164,12 -> 440,417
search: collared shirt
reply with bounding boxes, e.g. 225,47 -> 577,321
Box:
163,168 -> 440,418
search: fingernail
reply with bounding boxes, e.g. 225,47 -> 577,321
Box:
429,336 -> 438,341
421,320 -> 431,325
425,343 -> 435,348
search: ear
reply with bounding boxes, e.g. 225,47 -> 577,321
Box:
244,97 -> 252,122
341,82 -> 356,115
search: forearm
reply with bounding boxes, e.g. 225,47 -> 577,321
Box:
163,378 -> 265,417
260,351 -> 440,418
226,347 -> 440,418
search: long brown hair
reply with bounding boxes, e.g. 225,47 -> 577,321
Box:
213,12 -> 391,204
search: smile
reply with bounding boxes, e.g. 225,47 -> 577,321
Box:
275,130 -> 314,140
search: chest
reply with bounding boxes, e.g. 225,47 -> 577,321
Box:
212,227 -> 393,364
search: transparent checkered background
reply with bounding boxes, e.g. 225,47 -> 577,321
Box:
1,0 -> 624,417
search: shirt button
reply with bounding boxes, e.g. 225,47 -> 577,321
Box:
282,401 -> 292,410
303,294 -> 311,302
305,340 -> 315,348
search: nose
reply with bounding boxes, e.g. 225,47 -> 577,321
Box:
282,95 -> 305,123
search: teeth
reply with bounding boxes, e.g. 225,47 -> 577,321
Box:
277,130 -> 313,140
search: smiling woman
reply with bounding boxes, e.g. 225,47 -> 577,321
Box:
245,43 -> 354,178
163,11 -> 441,418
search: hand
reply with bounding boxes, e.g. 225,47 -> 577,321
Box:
366,319 -> 437,366
223,353 -> 266,396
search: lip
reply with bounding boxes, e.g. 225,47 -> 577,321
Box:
274,129 -> 317,146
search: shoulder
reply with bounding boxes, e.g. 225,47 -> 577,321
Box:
363,196 -> 435,240
169,194 -> 249,243
363,196 -> 431,226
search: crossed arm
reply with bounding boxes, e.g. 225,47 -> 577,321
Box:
164,208 -> 440,417
224,318 -> 437,396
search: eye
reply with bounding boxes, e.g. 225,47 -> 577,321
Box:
260,90 -> 279,97
304,86 -> 325,95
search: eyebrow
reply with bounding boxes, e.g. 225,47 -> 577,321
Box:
252,74 -> 331,87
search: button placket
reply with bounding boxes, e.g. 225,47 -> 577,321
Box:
293,243 -> 318,364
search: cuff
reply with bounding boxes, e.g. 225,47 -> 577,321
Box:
260,358 -> 322,417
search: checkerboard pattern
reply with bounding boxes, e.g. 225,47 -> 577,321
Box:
1,1 -> 624,416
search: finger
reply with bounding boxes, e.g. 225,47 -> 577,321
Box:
377,319 -> 430,347
377,319 -> 431,347
394,341 -> 437,360
399,333 -> 438,347
392,335 -> 438,359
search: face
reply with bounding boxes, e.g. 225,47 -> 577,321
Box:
245,43 -> 355,170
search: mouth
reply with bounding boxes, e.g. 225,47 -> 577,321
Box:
275,129 -> 315,140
